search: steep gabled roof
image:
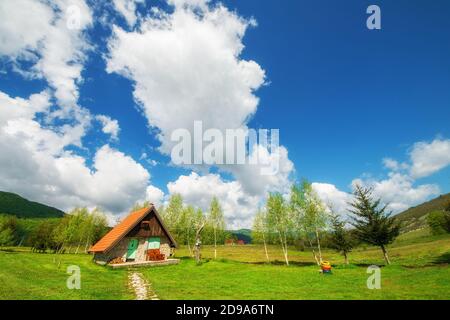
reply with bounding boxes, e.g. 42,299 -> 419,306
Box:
88,206 -> 177,253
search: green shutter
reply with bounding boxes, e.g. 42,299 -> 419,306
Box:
147,237 -> 160,249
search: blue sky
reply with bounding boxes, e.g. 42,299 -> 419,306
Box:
0,0 -> 449,228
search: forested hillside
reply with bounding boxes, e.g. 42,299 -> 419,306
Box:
0,191 -> 65,218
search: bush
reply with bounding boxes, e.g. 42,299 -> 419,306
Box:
0,228 -> 15,247
0,215 -> 18,246
29,220 -> 59,253
427,211 -> 450,235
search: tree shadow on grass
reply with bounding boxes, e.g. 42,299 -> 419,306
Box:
432,252 -> 450,265
354,263 -> 386,268
244,260 -> 317,267
0,248 -> 19,253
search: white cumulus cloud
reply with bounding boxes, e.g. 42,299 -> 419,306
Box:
0,90 -> 150,215
167,172 -> 260,229
96,115 -> 120,140
112,0 -> 144,27
106,0 -> 265,154
409,138 -> 450,179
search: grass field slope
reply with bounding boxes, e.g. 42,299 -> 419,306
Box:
0,191 -> 65,218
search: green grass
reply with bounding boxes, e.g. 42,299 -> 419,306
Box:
140,258 -> 449,300
0,250 -> 132,300
142,232 -> 450,299
0,230 -> 449,300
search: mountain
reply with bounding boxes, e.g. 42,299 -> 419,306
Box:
0,191 -> 65,218
395,193 -> 450,231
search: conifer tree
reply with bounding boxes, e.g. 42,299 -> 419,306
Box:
349,185 -> 400,265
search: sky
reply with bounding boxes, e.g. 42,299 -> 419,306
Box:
0,0 -> 449,229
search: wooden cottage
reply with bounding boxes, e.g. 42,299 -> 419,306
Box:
89,206 -> 178,267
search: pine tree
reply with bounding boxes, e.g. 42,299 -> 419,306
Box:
329,213 -> 354,264
349,185 -> 400,265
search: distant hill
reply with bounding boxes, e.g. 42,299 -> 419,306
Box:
0,191 -> 65,218
230,229 -> 252,244
395,193 -> 450,232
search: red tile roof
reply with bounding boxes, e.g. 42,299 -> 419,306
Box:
88,207 -> 150,253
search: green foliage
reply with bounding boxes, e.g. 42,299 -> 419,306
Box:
207,197 -> 226,245
328,214 -> 354,261
161,194 -> 227,246
0,228 -> 15,247
0,215 -> 18,246
252,210 -> 268,244
349,185 -> 401,264
266,192 -> 291,264
0,191 -> 65,218
163,194 -> 184,231
290,180 -> 328,238
427,210 -> 450,235
29,220 -> 59,252
266,192 -> 290,236
29,207 -> 108,253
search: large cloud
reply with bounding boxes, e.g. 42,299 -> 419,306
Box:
224,145 -> 294,196
105,0 -> 295,202
0,91 -> 151,214
0,0 -> 93,114
312,183 -> 352,217
106,0 -> 265,154
167,172 -> 260,229
0,1 -> 151,216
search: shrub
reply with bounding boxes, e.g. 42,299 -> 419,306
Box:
427,211 -> 450,235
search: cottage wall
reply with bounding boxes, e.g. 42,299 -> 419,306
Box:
93,235 -> 172,264
160,237 -> 171,258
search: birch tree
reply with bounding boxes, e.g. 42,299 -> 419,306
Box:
164,194 -> 184,238
181,205 -> 197,256
266,192 -> 291,266
290,181 -> 328,265
252,209 -> 270,262
193,210 -> 207,264
208,197 -> 225,259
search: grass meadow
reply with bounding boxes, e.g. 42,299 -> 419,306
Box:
0,228 -> 449,300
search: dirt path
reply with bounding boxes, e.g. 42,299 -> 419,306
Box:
128,272 -> 159,300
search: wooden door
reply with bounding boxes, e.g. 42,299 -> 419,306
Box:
126,239 -> 139,260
